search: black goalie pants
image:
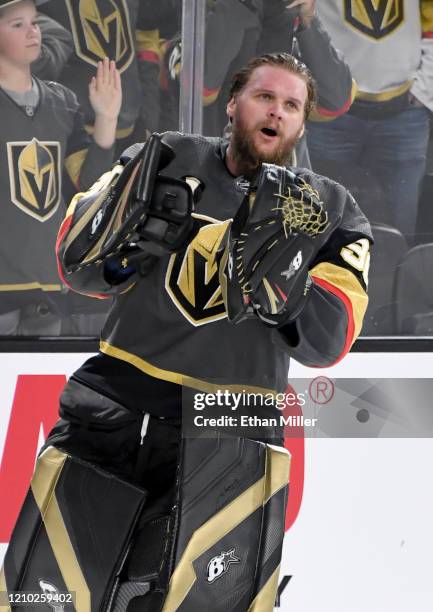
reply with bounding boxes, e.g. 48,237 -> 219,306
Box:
1,379 -> 290,612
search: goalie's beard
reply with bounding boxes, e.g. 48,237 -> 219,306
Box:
229,113 -> 302,176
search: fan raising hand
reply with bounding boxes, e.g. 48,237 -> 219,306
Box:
89,58 -> 122,149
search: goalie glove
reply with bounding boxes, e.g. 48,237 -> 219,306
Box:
220,163 -> 330,325
62,133 -> 203,275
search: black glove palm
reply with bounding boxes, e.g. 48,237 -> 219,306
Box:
221,163 -> 329,325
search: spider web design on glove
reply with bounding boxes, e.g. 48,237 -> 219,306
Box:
222,168 -> 332,324
274,178 -> 329,238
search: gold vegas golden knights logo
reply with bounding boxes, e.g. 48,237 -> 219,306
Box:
7,138 -> 61,222
165,219 -> 231,326
344,0 -> 404,39
65,0 -> 134,71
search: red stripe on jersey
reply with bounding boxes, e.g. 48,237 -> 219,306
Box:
203,86 -> 220,105
55,214 -> 73,288
203,86 -> 219,97
315,94 -> 352,118
137,50 -> 160,64
310,275 -> 355,367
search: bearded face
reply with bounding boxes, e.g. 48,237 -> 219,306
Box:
225,65 -> 308,177
229,107 -> 303,175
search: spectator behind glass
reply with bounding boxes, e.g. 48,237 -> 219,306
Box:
133,0 -> 180,140
0,0 -> 121,335
307,0 -> 432,244
31,11 -> 74,80
40,0 -> 178,157
161,0 -> 355,168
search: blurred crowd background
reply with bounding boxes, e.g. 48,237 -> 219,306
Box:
1,0 -> 432,338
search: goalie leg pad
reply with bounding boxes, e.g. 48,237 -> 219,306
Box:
111,436 -> 291,612
2,435 -> 290,612
1,447 -> 146,612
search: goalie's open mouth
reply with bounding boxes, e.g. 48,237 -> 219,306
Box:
261,127 -> 278,137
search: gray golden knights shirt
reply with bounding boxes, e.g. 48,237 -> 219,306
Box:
65,132 -> 371,416
0,78 -> 110,314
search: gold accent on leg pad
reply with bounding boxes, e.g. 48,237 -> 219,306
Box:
0,566 -> 11,612
162,445 -> 291,611
30,447 -> 91,612
248,565 -> 281,612
162,476 -> 266,611
265,445 -> 291,503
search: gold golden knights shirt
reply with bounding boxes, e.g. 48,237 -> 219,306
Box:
0,79 -> 109,313
58,133 -> 372,416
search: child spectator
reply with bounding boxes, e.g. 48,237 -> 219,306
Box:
0,0 -> 121,334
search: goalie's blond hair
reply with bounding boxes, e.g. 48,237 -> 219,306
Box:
228,52 -> 317,120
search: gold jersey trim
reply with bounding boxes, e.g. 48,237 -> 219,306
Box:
0,283 -> 62,291
85,124 -> 134,139
421,0 -> 433,33
309,79 -> 358,122
356,79 -> 413,102
64,148 -> 87,187
99,340 -> 278,395
135,28 -> 164,59
310,262 -> 368,343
